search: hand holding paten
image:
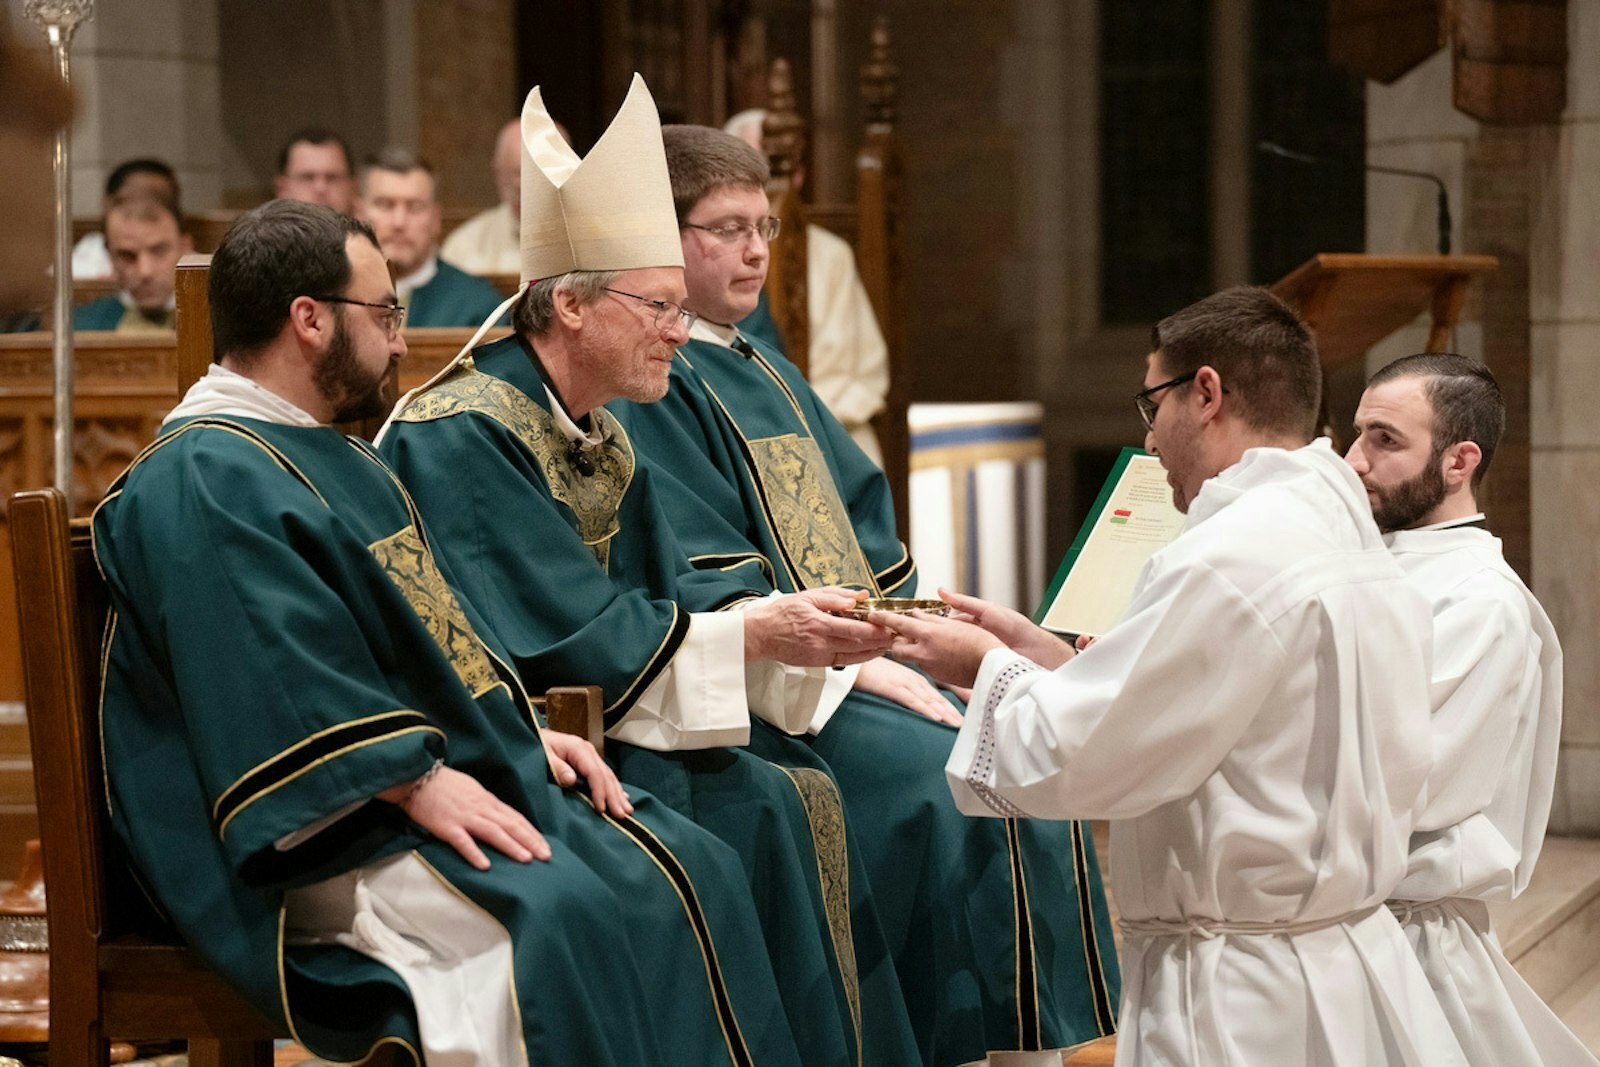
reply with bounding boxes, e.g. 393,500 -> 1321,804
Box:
940,587 -> 1075,670
380,765 -> 550,870
869,609 -> 1003,690
544,729 -> 633,817
744,587 -> 892,666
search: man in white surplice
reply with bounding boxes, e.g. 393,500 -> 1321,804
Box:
875,286 -> 1468,1065
1347,353 -> 1597,1066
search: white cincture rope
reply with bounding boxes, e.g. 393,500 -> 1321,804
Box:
1119,904 -> 1382,942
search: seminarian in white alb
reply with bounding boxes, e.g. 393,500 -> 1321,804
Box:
2,4 -> 1596,1066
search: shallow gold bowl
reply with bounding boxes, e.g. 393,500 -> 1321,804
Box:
847,597 -> 951,619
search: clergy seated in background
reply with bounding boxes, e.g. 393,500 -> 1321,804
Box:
274,127 -> 356,214
71,157 -> 180,281
875,287 -> 1473,1066
611,125 -> 1119,1067
93,198 -> 810,1066
357,147 -> 505,327
1347,354 -> 1599,1066
73,194 -> 191,332
380,77 -> 927,1066
723,109 -> 890,466
439,118 -> 522,275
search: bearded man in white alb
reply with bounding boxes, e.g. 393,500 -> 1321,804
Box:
1347,353 -> 1597,1066
875,286 -> 1468,1066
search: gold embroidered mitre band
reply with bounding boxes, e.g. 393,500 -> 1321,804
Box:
521,73 -> 684,282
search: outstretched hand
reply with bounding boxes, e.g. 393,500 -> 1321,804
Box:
380,765 -> 549,870
868,609 -> 1004,690
544,729 -> 633,818
940,588 -> 1075,670
853,656 -> 964,726
745,587 -> 893,667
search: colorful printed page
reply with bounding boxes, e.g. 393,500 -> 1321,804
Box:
1035,448 -> 1187,637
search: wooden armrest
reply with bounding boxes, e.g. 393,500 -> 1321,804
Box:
538,685 -> 605,755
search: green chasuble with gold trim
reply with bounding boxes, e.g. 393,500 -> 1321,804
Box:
381,334 -> 920,1067
93,415 -> 807,1066
611,330 -> 1123,1066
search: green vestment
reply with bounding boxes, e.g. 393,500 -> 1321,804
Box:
380,334 -> 921,1066
406,258 -> 509,328
611,331 -> 1123,1065
93,414 -> 805,1066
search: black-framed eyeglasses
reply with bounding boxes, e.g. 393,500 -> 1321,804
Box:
682,217 -> 782,244
1133,371 -> 1198,430
306,295 -> 407,337
603,288 -> 698,333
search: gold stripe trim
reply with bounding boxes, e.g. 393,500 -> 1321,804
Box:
1072,821 -> 1117,1034
276,903 -> 425,1067
1011,819 -> 1042,1048
604,602 -> 682,716
212,710 -> 434,821
96,611 -> 118,817
217,724 -> 445,841
593,802 -> 749,1065
773,764 -> 863,1066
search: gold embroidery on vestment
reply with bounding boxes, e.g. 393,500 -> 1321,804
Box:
394,358 -> 634,571
368,525 -> 499,697
774,765 -> 862,1064
747,434 -> 874,589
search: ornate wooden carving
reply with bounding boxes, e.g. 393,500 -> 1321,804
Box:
1450,0 -> 1568,124
856,15 -> 911,536
763,57 -> 811,378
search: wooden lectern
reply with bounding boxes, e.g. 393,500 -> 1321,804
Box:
1270,253 -> 1497,445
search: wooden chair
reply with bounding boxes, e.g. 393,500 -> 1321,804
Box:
10,487 -> 281,1067
761,16 -> 912,536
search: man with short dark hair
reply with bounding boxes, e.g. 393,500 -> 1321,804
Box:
1347,354 -> 1596,1066
615,123 -> 1122,1067
357,148 -> 503,327
876,286 -> 1469,1064
92,197 -> 806,1066
72,157 -> 180,280
73,194 -> 191,331
275,128 -> 356,213
380,78 -> 922,1066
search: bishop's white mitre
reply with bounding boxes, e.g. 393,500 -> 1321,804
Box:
520,73 -> 683,282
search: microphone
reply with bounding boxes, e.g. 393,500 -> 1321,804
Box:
1256,140 -> 1451,256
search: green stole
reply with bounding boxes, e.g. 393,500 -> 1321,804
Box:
613,331 -> 1124,1063
381,336 -> 921,1066
94,415 -> 805,1067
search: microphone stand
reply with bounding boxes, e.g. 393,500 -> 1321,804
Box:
1257,141 -> 1451,256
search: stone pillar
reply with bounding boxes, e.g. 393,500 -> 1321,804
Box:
1529,0 -> 1600,835
5,0 -> 225,212
1365,5 -> 1600,835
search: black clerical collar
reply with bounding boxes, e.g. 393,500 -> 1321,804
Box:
514,333 -> 600,475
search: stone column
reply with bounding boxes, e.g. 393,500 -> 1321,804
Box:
6,0 -> 225,212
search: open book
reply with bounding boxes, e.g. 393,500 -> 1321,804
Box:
1035,448 -> 1186,638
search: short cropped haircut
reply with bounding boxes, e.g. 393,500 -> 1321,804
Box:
1151,286 -> 1322,441
104,193 -> 183,233
359,146 -> 435,195
105,158 -> 178,202
512,270 -> 618,337
1367,353 -> 1504,486
276,128 -> 354,177
661,124 -> 769,224
209,200 -> 376,364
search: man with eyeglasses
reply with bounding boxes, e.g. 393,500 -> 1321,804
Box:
357,148 -> 505,328
93,197 -> 810,1065
379,77 -> 926,1066
871,285 -> 1470,1065
608,124 -> 1121,1067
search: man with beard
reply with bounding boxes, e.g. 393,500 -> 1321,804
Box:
379,77 -> 923,1065
92,198 -> 809,1065
1346,354 -> 1596,1066
612,124 -> 1121,1067
874,287 -> 1469,1065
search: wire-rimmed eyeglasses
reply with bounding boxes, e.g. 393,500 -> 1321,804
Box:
306,295 -> 407,337
604,288 -> 698,333
682,217 -> 782,245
